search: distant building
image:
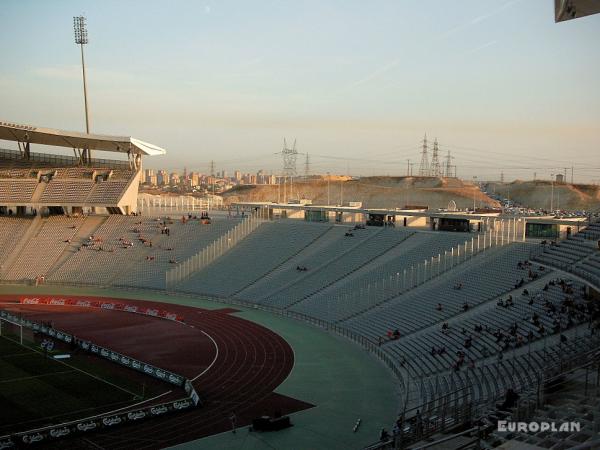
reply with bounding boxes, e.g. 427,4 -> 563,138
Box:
556,174 -> 565,183
144,169 -> 155,184
157,170 -> 168,186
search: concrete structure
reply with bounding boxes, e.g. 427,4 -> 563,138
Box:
0,120 -> 166,215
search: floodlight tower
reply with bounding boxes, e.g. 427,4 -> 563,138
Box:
74,16 -> 91,161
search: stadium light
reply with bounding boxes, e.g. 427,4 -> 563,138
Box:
73,16 -> 88,44
73,15 -> 91,161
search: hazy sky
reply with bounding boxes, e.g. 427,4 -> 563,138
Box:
1,0 -> 599,181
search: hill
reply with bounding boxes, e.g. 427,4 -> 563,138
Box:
486,180 -> 600,211
221,176 -> 499,210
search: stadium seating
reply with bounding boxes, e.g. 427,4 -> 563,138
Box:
3,216 -> 85,280
0,179 -> 38,203
112,217 -> 241,290
534,234 -> 597,268
178,221 -> 331,297
0,150 -> 135,206
1,212 -> 598,442
491,386 -> 600,449
86,180 -> 130,204
341,243 -> 541,339
374,275 -> 588,378
288,231 -> 471,320
267,228 -> 416,309
239,226 -> 388,305
40,180 -> 95,204
48,215 -> 241,288
0,217 -> 33,272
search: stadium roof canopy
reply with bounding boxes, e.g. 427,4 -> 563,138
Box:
0,120 -> 166,156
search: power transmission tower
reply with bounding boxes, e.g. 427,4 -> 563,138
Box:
443,150 -> 454,178
281,138 -> 298,177
430,138 -> 440,177
304,153 -> 310,179
419,134 -> 429,177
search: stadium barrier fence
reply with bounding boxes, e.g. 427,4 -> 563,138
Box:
337,218 -> 526,322
365,331 -> 600,450
0,308 -> 202,447
165,212 -> 265,289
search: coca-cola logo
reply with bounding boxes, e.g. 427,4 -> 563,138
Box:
101,303 -> 115,310
100,349 -> 109,357
155,370 -> 166,379
124,305 -> 138,312
22,298 -> 39,304
121,356 -> 130,365
143,364 -> 154,374
132,361 -> 141,369
77,300 -> 91,307
168,374 -> 181,384
147,309 -> 159,316
50,299 -> 65,305
166,313 -> 177,320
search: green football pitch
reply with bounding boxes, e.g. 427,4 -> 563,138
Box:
0,335 -> 146,435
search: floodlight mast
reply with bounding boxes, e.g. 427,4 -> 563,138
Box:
74,16 -> 91,162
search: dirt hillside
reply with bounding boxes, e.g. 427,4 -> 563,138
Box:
222,176 -> 499,210
486,181 -> 600,211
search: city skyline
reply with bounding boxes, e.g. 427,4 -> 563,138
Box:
0,1 -> 599,182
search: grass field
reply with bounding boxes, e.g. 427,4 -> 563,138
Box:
0,335 -> 147,435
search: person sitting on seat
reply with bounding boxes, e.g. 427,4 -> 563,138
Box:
436,303 -> 443,311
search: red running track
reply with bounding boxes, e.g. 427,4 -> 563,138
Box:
0,295 -> 313,449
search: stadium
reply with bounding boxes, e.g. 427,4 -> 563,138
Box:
1,2 -> 600,450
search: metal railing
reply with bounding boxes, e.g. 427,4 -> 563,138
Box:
0,148 -> 129,168
364,332 -> 600,450
165,213 -> 264,289
338,220 -> 524,322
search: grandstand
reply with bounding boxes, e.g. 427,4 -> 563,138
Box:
0,121 -> 165,215
0,122 -> 599,448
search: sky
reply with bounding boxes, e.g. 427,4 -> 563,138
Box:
1,0 -> 599,182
